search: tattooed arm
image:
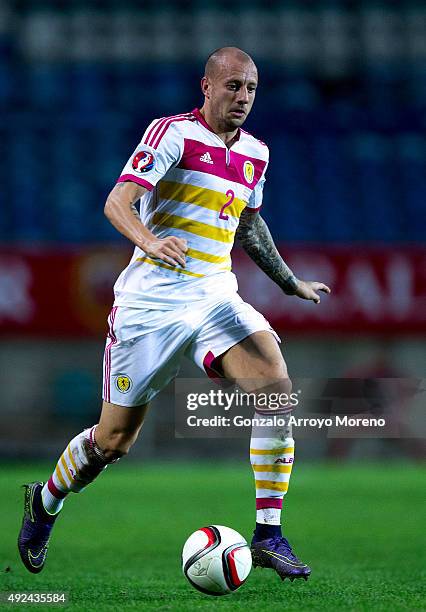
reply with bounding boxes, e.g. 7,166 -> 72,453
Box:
236,209 -> 298,295
236,209 -> 331,303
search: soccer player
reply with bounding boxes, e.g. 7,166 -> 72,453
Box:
18,47 -> 330,581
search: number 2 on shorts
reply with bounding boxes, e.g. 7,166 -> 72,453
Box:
219,189 -> 235,221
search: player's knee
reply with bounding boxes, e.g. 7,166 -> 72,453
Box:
240,359 -> 292,400
261,368 -> 292,396
251,375 -> 293,412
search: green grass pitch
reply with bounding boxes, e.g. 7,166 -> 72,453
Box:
1,462 -> 425,611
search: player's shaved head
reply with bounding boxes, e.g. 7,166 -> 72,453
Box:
205,47 -> 257,79
200,47 -> 258,137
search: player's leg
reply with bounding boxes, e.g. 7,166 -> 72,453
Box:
18,303 -> 194,573
188,298 -> 309,580
221,333 -> 294,527
221,331 -> 310,580
18,400 -> 148,574
41,400 -> 149,513
221,330 -> 293,521
40,303 -> 189,516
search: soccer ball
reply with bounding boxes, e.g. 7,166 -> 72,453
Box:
182,525 -> 252,596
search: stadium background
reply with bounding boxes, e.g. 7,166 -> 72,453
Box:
0,2 -> 425,610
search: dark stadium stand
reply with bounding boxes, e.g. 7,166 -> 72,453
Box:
0,3 -> 424,243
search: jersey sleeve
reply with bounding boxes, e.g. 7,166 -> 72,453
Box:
116,119 -> 184,191
246,160 -> 268,213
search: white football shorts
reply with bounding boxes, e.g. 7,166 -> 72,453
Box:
102,295 -> 280,406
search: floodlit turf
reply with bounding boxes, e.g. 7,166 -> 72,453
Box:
1,463 -> 425,611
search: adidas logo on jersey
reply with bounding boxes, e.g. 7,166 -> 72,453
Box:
200,152 -> 213,164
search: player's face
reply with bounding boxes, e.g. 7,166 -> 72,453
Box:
205,60 -> 258,131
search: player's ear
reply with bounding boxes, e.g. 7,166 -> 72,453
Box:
201,76 -> 210,98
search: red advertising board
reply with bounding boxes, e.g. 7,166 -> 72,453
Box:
235,246 -> 426,334
0,246 -> 425,336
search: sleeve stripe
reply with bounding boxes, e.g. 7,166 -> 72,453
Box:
151,116 -> 194,150
143,117 -> 166,146
143,115 -> 176,146
117,174 -> 154,191
246,205 -> 262,213
144,113 -> 192,148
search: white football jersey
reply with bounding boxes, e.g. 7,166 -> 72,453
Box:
113,108 -> 269,309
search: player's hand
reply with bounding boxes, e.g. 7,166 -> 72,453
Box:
144,236 -> 188,267
294,280 -> 331,304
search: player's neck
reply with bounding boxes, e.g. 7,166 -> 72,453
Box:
199,107 -> 239,148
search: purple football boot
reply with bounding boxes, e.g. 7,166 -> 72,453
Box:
251,535 -> 311,581
18,482 -> 59,574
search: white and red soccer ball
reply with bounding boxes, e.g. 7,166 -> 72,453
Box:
182,525 -> 252,596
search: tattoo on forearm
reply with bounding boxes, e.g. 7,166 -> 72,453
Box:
236,210 -> 298,294
130,203 -> 140,219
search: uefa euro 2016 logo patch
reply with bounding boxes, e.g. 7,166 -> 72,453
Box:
132,150 -> 155,174
243,160 -> 255,184
115,374 -> 133,393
